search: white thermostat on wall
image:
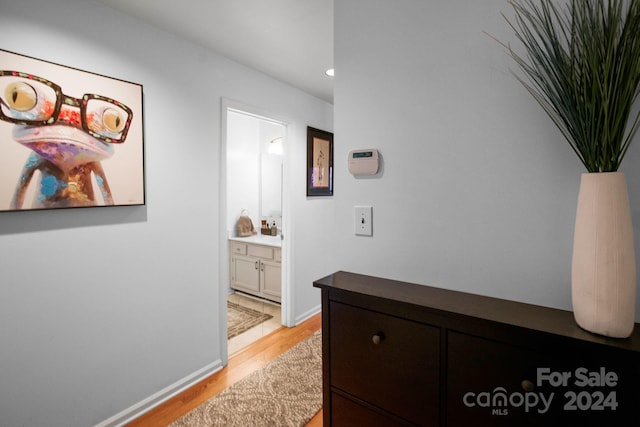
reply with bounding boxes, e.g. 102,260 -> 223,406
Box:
348,149 -> 379,176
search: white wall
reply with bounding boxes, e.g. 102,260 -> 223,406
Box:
333,0 -> 640,318
226,112 -> 284,236
226,111 -> 261,234
0,1 -> 332,426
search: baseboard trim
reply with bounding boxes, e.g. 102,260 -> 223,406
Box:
95,359 -> 224,427
295,304 -> 321,325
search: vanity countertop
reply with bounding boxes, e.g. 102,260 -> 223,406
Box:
228,234 -> 282,248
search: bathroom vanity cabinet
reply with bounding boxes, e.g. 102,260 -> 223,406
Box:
230,238 -> 281,302
314,271 -> 640,426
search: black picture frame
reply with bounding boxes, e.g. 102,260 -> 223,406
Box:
0,49 -> 145,212
306,126 -> 333,196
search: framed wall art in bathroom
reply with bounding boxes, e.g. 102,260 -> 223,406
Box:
306,126 -> 333,196
0,49 -> 145,212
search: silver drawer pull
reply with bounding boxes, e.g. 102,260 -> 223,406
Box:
372,333 -> 384,345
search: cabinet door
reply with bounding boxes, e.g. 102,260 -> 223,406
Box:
447,331 -> 634,426
330,301 -> 440,426
260,259 -> 281,302
231,255 -> 260,293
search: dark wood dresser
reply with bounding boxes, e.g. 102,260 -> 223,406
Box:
313,271 -> 640,426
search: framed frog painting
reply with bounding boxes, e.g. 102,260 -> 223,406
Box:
0,49 -> 145,212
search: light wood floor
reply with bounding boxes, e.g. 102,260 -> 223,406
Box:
126,313 -> 323,426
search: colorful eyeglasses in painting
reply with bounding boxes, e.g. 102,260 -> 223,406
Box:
0,70 -> 133,144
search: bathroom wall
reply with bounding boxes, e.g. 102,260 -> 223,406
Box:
226,110 -> 261,235
259,122 -> 284,230
226,111 -> 284,237
0,1 -> 333,426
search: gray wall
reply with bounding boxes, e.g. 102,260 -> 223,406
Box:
332,0 -> 640,317
0,1 -> 332,426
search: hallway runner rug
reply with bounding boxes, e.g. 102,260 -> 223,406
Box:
170,330 -> 322,427
227,301 -> 273,339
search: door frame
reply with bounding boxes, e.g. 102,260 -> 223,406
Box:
219,98 -> 293,363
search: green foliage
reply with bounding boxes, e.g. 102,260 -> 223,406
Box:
498,0 -> 640,172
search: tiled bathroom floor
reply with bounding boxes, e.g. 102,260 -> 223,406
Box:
228,292 -> 282,355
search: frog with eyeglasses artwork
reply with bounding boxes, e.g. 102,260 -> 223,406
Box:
0,70 -> 132,209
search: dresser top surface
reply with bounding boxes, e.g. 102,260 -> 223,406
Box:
314,271 -> 640,352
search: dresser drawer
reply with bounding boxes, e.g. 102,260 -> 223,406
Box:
248,244 -> 274,260
329,301 -> 440,425
331,392 -> 413,427
230,242 -> 247,255
447,331 -> 636,426
447,331 -> 548,426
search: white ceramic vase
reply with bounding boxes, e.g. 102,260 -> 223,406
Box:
572,172 -> 636,338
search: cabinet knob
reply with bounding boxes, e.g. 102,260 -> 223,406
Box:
372,333 -> 384,345
255,261 -> 259,269
521,379 -> 535,392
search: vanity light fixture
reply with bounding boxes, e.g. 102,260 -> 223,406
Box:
325,68 -> 334,77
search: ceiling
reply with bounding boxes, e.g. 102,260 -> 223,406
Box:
94,0 -> 334,104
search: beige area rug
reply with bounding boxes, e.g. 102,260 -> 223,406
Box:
227,301 -> 273,339
170,330 -> 322,427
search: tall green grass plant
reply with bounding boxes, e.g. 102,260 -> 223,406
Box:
495,0 -> 640,172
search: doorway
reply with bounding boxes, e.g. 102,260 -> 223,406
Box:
220,99 -> 291,358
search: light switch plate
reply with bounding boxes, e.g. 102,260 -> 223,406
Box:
355,206 -> 373,236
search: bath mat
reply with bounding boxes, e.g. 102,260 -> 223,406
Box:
227,301 -> 273,339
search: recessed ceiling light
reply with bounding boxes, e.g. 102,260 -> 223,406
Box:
325,68 -> 334,77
